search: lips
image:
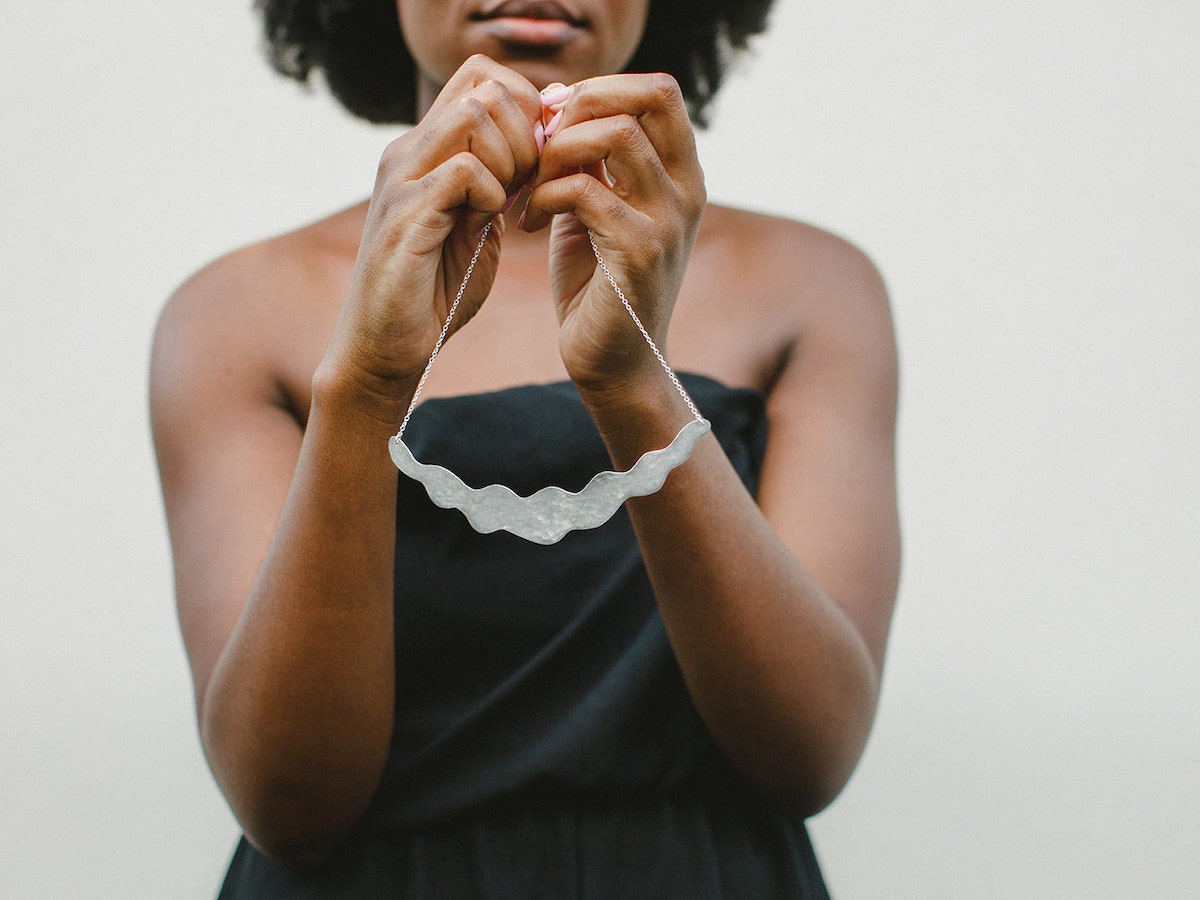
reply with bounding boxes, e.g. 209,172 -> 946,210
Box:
471,0 -> 586,49
473,0 -> 586,26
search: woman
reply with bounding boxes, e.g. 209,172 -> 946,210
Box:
151,0 -> 900,895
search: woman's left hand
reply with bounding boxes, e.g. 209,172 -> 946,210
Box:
519,73 -> 706,395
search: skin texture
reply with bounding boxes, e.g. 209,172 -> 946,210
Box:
151,0 -> 900,869
398,0 -> 650,104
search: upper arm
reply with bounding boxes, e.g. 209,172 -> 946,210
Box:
757,234 -> 901,672
150,253 -> 305,712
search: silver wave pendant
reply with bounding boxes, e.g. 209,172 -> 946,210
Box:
390,418 -> 711,545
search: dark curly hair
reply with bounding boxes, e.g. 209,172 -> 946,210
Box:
255,0 -> 777,127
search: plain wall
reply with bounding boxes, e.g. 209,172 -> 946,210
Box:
2,2 -> 1197,896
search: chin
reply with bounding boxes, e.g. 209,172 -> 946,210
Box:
470,41 -> 598,88
495,55 -> 584,88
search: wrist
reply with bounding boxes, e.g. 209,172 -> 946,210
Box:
311,356 -> 420,434
576,370 -> 698,469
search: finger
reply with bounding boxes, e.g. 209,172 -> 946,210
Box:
521,170 -> 646,238
535,115 -> 672,204
391,82 -> 539,194
429,54 -> 544,127
382,152 -> 507,256
465,77 -> 543,190
553,73 -> 698,173
440,56 -> 543,185
444,94 -> 531,192
437,151 -> 509,226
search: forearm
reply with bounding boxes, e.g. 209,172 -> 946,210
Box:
201,374 -> 412,860
581,379 -> 879,814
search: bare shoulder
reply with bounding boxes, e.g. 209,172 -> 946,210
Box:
151,206 -> 363,420
153,207 -> 360,364
686,204 -> 894,394
699,204 -> 890,323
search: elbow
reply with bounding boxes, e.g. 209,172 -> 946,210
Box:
242,823 -> 342,870
198,688 -> 389,870
763,766 -> 856,819
743,751 -> 861,820
224,775 -> 366,870
200,722 -> 378,871
734,685 -> 879,819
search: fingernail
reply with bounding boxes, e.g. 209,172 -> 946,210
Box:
503,191 -> 520,213
517,210 -> 527,231
540,84 -> 570,107
543,110 -> 563,139
534,122 -> 545,155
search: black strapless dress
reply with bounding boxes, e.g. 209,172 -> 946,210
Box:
218,374 -> 829,898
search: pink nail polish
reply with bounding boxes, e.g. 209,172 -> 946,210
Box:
544,110 -> 563,139
503,191 -> 520,213
540,84 -> 570,107
534,122 -> 545,155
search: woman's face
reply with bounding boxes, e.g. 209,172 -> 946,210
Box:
396,0 -> 651,100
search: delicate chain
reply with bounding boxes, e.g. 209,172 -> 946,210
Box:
587,232 -> 703,422
397,222 -> 492,438
395,219 -> 703,437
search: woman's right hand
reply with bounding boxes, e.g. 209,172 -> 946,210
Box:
319,55 -> 543,405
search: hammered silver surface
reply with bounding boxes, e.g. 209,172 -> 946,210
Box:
390,419 -> 712,544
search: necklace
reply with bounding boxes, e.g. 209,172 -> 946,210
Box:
389,221 -> 711,544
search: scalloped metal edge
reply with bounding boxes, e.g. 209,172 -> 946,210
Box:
390,418 -> 711,544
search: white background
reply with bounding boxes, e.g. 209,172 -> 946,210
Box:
2,2 -> 1197,897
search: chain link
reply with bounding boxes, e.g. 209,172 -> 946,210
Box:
395,220 -> 703,438
587,232 -> 704,422
397,222 -> 492,438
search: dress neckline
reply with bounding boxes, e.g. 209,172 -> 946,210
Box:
414,371 -> 764,407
